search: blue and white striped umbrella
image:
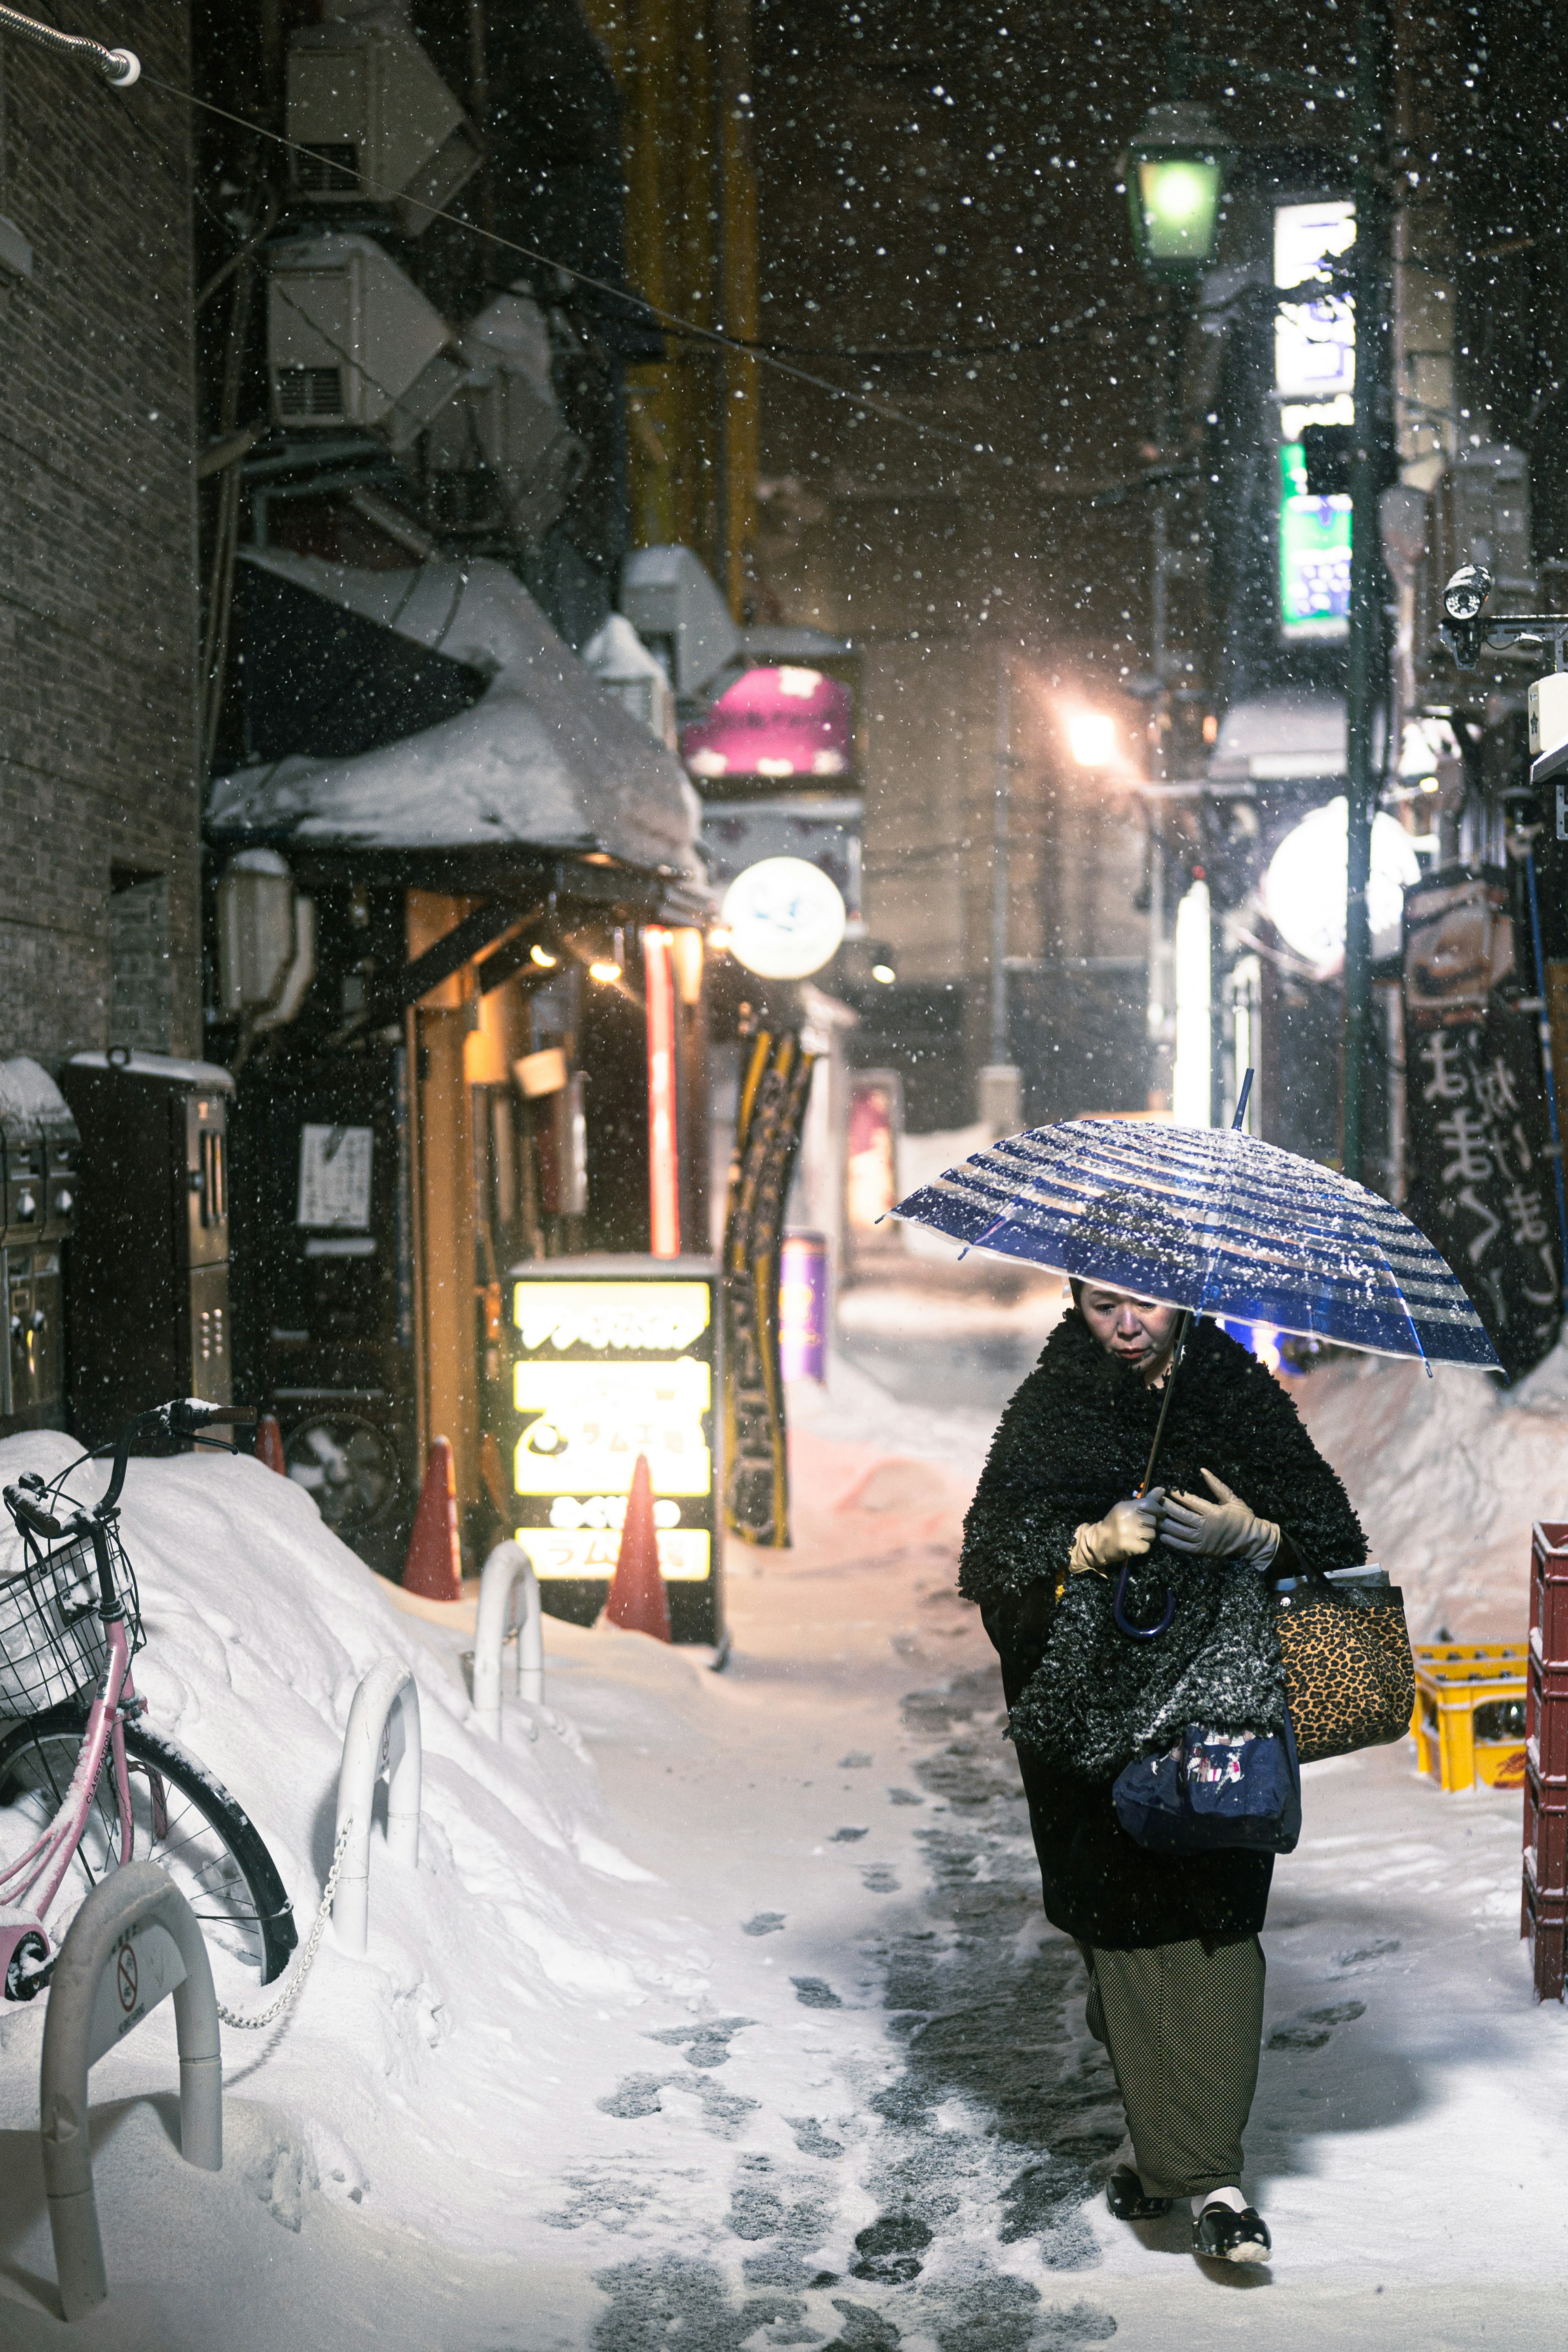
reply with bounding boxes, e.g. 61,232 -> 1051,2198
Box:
891,1117 -> 1499,1370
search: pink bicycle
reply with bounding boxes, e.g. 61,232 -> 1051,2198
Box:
0,1398 -> 296,2001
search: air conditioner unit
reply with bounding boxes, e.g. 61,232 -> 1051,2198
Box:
620,545 -> 741,696
423,291 -> 589,540
267,234 -> 463,450
287,22 -> 479,235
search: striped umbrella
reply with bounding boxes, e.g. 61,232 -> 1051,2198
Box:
891,1113 -> 1499,1372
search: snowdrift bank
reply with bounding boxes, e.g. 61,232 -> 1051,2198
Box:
1294,1334 -> 1568,1640
0,1434 -> 713,2256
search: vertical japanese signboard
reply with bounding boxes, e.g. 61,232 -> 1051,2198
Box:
1404,874 -> 1561,1380
506,1261 -> 722,1643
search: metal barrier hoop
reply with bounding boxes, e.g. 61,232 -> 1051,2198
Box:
39,1859 -> 221,2322
332,1660 -> 421,1957
473,1540 -> 544,1739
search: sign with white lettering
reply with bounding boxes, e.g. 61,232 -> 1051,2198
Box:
503,1265 -> 722,1643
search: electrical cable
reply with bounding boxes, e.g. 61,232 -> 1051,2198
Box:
136,71 -> 982,455
0,1 -> 136,86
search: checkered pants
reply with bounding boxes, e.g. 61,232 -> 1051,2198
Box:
1082,1933 -> 1266,2200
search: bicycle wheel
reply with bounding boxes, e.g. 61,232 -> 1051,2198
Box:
0,1703 -> 298,1987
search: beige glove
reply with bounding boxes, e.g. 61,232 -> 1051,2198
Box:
1160,1469 -> 1279,1563
1068,1489 -> 1166,1576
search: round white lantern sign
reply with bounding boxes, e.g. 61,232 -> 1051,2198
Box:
720,858 -> 847,981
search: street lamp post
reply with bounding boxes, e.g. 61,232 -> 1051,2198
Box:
1125,11 -> 1231,1124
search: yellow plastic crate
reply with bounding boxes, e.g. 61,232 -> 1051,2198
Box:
1412,1641 -> 1529,1792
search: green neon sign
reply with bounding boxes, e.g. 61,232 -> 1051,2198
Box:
1279,441 -> 1351,641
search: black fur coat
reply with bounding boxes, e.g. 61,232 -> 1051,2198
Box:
964,1310 -> 1366,1950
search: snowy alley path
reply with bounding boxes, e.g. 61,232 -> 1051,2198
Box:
0,1355 -> 1565,2349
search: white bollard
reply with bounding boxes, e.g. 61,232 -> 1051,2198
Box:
332,1660 -> 421,1957
473,1540 -> 544,1738
39,1860 -> 221,2322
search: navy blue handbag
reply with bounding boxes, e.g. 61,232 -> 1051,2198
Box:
1111,1711 -> 1302,1855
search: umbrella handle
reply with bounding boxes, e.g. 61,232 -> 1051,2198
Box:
1113,1558 -> 1176,1640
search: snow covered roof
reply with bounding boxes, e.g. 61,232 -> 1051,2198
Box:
207,554 -> 701,877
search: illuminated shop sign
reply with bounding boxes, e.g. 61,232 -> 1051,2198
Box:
1278,440 -> 1351,640
682,666 -> 853,781
505,1269 -> 722,1643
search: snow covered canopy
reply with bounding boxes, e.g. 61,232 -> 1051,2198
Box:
207,553 -> 701,878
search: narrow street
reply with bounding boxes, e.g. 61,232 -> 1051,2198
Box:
1,1288 -> 1566,2348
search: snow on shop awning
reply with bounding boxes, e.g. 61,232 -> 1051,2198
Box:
1206,687 -> 1385,784
207,553 -> 702,878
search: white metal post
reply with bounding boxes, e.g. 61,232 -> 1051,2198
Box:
39,1860 -> 221,2323
332,1661 -> 422,1957
474,1540 -> 544,1737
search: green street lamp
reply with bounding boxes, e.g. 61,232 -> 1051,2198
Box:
1126,103 -> 1231,279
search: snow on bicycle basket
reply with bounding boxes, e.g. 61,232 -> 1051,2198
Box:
0,1526 -> 143,1719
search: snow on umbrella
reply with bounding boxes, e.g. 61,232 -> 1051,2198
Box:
891,1115 -> 1499,1372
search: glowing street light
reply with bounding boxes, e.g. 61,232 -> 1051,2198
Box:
1068,711 -> 1117,769
1125,103 -> 1231,279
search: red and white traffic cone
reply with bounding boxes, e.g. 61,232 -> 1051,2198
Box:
402,1436 -> 463,1603
254,1415 -> 287,1476
605,1453 -> 670,1643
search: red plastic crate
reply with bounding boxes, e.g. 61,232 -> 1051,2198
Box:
1523,1858 -> 1567,2003
1525,1757 -> 1568,1895
1527,1651 -> 1568,1784
1530,1523 -> 1568,1662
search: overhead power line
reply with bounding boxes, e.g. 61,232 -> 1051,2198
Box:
137,73 -> 983,455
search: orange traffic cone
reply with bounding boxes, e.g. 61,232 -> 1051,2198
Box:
402,1436 -> 463,1603
255,1415 -> 287,1476
605,1454 -> 670,1642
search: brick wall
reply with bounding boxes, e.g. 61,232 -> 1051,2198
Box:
0,4 -> 200,1069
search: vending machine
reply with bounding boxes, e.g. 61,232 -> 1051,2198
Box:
60,1051 -> 234,1445
0,1057 -> 80,1435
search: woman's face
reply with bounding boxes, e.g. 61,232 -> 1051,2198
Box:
1078,1284 -> 1181,1375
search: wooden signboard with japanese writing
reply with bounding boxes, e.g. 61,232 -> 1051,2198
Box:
1404,873 -> 1560,1381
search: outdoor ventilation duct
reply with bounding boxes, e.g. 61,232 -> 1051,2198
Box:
423,290 -> 590,541
267,233 -> 463,449
621,545 -> 741,698
286,14 -> 479,234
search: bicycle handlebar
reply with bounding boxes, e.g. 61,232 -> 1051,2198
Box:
97,1399 -> 259,1512
3,1488 -> 63,1541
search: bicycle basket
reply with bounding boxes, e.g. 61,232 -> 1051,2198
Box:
0,1526 -> 143,1719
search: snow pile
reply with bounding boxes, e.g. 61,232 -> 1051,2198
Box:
0,1433 -> 713,2253
1292,1335 -> 1568,1638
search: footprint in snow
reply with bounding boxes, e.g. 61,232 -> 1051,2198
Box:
861,1868 -> 900,1893
830,1826 -> 870,1842
792,1976 -> 844,2009
786,2116 -> 844,2159
1267,2002 -> 1364,2052
839,1752 -> 873,1768
744,1912 -> 787,1936
887,1788 -> 924,1806
1334,1938 -> 1400,1968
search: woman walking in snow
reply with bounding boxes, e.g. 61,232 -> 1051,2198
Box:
960,1274 -> 1366,2265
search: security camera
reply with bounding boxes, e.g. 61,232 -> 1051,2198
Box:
1442,563 -> 1493,623
1439,563 -> 1494,669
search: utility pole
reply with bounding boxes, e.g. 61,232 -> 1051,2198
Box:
1342,0 -> 1394,1183
980,647 -> 1022,1133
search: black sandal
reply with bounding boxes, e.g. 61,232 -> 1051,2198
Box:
1106,2165 -> 1172,2220
1193,2200 -> 1272,2263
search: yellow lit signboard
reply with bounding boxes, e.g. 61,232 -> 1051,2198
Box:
503,1267 -> 722,1642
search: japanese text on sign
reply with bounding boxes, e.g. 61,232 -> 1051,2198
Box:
297,1124 -> 373,1229
512,1358 -> 713,1497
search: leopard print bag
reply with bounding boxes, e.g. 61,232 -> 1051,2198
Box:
1273,1574 -> 1415,1765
